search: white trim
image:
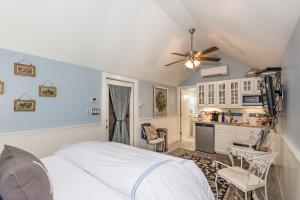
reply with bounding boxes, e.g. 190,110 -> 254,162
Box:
0,123 -> 103,158
0,123 -> 101,136
280,134 -> 300,163
177,85 -> 198,141
101,72 -> 139,146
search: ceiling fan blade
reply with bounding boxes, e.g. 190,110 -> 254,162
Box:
197,57 -> 221,62
171,53 -> 186,57
164,59 -> 185,67
196,46 -> 219,57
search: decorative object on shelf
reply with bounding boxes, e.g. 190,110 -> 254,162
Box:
0,81 -> 4,95
153,86 -> 168,117
14,59 -> 36,77
39,79 -> 57,97
14,93 -> 36,112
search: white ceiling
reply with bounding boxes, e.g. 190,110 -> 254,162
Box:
0,0 -> 299,86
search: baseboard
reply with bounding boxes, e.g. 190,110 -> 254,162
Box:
0,123 -> 105,158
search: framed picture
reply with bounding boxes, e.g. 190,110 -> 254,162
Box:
14,63 -> 36,77
153,86 -> 168,117
0,81 -> 3,95
14,100 -> 36,112
39,86 -> 57,97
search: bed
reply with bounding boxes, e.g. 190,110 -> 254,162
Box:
50,141 -> 215,200
42,156 -> 128,200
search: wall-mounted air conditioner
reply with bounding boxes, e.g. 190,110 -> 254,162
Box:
201,65 -> 228,77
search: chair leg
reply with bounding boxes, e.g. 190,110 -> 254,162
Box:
215,174 -> 219,200
245,191 -> 247,200
154,144 -> 156,152
264,185 -> 268,200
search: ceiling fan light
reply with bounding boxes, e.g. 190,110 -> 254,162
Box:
185,60 -> 200,69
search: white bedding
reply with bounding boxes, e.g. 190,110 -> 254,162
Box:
42,156 -> 128,200
56,141 -> 215,200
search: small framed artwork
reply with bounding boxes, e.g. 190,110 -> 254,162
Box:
39,86 -> 57,97
0,81 -> 4,95
14,63 -> 36,77
153,86 -> 168,117
14,99 -> 36,112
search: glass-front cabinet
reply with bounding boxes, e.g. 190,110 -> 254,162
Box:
228,80 -> 241,106
217,81 -> 227,106
198,83 -> 206,106
253,77 -> 263,93
207,83 -> 216,106
242,78 -> 253,93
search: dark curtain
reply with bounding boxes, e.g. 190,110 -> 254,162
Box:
109,85 -> 131,144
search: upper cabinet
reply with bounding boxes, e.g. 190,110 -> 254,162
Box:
216,81 -> 227,106
253,77 -> 263,93
242,77 -> 263,94
197,77 -> 262,108
228,79 -> 241,107
207,82 -> 216,106
242,78 -> 253,93
198,83 -> 206,106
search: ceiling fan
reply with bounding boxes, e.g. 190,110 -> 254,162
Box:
165,28 -> 221,69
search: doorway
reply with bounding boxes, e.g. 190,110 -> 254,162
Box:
180,87 -> 197,143
106,79 -> 134,145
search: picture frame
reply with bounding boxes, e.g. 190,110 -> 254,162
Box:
14,63 -> 36,77
39,85 -> 57,97
153,86 -> 168,117
0,81 -> 3,95
14,99 -> 36,112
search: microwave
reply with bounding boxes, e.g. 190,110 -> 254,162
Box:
242,94 -> 263,106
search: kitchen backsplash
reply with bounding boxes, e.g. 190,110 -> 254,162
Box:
196,107 -> 267,125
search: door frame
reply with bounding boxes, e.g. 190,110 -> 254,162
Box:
177,85 -> 198,141
102,72 -> 139,146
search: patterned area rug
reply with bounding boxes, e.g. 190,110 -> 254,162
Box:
168,148 -> 237,200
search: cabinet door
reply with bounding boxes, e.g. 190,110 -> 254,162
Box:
253,77 -> 263,93
242,78 -> 253,93
228,80 -> 241,106
198,83 -> 206,106
215,131 -> 236,154
217,81 -> 227,106
207,82 -> 216,106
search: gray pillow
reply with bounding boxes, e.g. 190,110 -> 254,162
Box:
0,145 -> 53,200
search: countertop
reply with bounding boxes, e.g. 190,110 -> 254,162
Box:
192,120 -> 265,128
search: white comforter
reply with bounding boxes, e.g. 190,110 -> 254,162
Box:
42,156 -> 128,200
56,141 -> 215,200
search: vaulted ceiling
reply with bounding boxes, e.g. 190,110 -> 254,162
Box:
0,0 -> 299,86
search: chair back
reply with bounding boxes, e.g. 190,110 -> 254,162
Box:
141,123 -> 152,141
249,152 -> 277,183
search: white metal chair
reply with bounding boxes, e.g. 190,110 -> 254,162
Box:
214,152 -> 277,200
141,123 -> 165,152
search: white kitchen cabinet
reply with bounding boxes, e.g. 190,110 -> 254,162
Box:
216,81 -> 227,106
228,79 -> 241,107
198,83 -> 206,106
241,78 -> 253,93
253,77 -> 263,93
207,82 -> 216,106
215,124 -> 261,155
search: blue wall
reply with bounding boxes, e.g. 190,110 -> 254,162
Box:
139,80 -> 177,118
280,17 -> 300,151
180,53 -> 251,86
0,49 -> 101,133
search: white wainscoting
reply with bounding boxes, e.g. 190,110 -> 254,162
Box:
0,123 -> 105,158
275,134 -> 300,200
138,115 -> 180,149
